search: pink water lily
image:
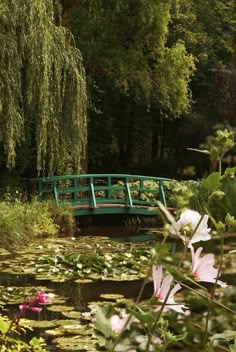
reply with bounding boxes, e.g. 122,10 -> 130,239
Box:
169,209 -> 211,246
152,265 -> 187,313
190,245 -> 227,287
19,304 -> 42,312
36,291 -> 48,304
19,291 -> 49,313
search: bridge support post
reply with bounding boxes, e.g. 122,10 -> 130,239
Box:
89,182 -> 97,208
125,182 -> 133,207
159,180 -> 167,207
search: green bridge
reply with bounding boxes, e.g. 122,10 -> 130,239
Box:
30,174 -> 173,216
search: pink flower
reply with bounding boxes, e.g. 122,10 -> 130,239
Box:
152,265 -> 187,313
110,314 -> 130,334
190,245 -> 227,287
19,291 -> 49,313
36,291 -> 48,304
19,304 -> 42,312
169,209 -> 211,246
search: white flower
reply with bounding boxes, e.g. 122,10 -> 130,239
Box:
190,245 -> 227,288
110,314 -> 130,333
169,209 -> 211,247
152,265 -> 187,313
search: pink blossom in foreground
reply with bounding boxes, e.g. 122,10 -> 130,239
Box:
110,314 -> 130,334
152,265 -> 187,313
190,245 -> 227,287
169,209 -> 211,246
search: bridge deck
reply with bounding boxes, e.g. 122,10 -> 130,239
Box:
30,174 -> 173,216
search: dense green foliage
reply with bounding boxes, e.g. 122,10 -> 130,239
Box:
62,0 -> 235,174
0,0 -> 87,176
0,200 -> 75,248
63,0 -> 196,170
0,0 -> 235,180
169,0 -> 236,120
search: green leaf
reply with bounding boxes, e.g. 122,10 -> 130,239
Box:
211,330 -> 236,341
223,167 -> 236,178
154,243 -> 171,255
205,343 -> 215,352
230,345 -> 236,352
94,305 -> 112,338
167,267 -> 189,283
172,332 -> 188,342
187,148 -> 210,155
0,317 -> 9,334
128,307 -> 156,324
203,172 -> 221,192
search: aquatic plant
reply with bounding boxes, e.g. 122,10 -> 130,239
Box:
0,291 -> 50,351
19,291 -> 50,312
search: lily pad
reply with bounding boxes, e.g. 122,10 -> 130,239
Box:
56,319 -> 81,326
52,335 -> 97,351
19,319 -> 57,329
47,304 -> 75,312
62,311 -> 82,319
100,293 -> 124,300
45,327 -> 65,336
0,248 -> 11,256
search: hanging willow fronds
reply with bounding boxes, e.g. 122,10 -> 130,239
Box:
0,0 -> 87,175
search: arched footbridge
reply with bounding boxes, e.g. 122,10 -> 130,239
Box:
30,174 -> 173,216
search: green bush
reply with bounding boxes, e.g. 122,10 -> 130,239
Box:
47,201 -> 76,237
168,172 -> 236,222
0,201 -> 58,248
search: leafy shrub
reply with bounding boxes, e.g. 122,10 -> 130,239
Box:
47,201 -> 76,237
0,201 -> 58,248
168,170 -> 236,223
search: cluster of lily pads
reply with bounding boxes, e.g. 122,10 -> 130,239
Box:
0,238 -> 153,283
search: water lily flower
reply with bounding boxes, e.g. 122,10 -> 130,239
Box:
190,245 -> 227,287
110,314 -> 130,333
36,291 -> 49,304
19,291 -> 49,313
19,304 -> 42,312
169,209 -> 211,246
152,265 -> 187,313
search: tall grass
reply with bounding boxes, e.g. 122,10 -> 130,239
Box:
0,200 -> 75,249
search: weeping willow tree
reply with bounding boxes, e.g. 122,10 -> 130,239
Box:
0,0 -> 87,176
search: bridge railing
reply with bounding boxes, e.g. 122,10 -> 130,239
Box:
30,174 -> 172,209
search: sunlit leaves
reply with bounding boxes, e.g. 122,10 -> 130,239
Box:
0,0 -> 87,175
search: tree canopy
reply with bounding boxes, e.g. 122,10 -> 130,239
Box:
63,0 -> 196,170
64,0 -> 195,114
0,0 -> 235,180
0,0 -> 87,176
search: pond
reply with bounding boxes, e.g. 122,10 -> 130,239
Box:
0,223 -> 236,351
